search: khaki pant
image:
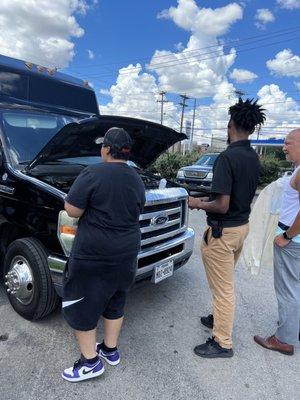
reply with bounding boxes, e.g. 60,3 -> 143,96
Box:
201,224 -> 249,349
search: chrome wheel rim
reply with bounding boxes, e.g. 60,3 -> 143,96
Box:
4,256 -> 34,305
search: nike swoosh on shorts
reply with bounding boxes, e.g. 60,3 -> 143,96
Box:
62,297 -> 85,308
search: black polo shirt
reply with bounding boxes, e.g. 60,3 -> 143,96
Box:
207,140 -> 261,227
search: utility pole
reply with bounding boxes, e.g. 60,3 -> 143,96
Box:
178,94 -> 190,153
190,98 -> 197,151
157,91 -> 169,125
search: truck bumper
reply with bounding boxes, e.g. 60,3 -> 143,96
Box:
176,179 -> 212,193
48,228 -> 195,297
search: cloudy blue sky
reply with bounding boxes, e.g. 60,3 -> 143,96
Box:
1,0 -> 300,141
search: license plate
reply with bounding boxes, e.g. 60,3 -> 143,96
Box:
153,260 -> 174,284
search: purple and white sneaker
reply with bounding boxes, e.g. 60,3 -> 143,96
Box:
62,357 -> 105,382
96,343 -> 120,366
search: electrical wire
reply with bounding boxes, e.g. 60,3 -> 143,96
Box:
68,26 -> 300,71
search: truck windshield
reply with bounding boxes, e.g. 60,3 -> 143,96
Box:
195,154 -> 218,166
1,111 -> 76,165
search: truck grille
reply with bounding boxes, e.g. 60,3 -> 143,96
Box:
140,199 -> 186,248
184,170 -> 207,179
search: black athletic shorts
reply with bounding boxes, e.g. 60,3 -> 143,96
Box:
62,254 -> 137,331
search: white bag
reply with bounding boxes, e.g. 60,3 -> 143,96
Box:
241,176 -> 287,275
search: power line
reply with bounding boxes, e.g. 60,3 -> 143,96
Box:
101,98 -> 300,115
192,98 -> 300,111
96,69 -> 300,99
148,37 -> 300,71
71,35 -> 300,80
99,87 -> 300,105
192,125 -> 299,131
68,26 -> 300,70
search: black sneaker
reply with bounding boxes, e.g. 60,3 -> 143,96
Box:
194,337 -> 233,358
200,314 -> 214,329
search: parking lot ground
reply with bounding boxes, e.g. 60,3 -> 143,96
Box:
0,210 -> 299,400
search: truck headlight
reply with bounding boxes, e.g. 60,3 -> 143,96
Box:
206,172 -> 213,180
58,210 -> 78,256
177,170 -> 185,179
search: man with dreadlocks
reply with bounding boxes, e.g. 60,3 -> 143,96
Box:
189,98 -> 266,358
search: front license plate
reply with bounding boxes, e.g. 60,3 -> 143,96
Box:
153,260 -> 174,284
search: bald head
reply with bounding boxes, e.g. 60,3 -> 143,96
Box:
283,128 -> 300,165
287,129 -> 300,141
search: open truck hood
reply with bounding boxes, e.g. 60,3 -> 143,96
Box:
27,115 -> 187,170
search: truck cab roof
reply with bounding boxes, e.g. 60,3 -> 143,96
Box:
0,54 -> 99,116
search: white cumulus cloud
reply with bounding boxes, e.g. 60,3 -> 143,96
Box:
100,1 -> 243,118
267,49 -> 300,77
99,64 -> 177,127
257,84 -> 300,137
148,1 -> 243,98
230,68 -> 258,83
277,0 -> 300,9
255,8 -> 275,29
87,49 -> 95,60
159,0 -> 243,36
0,0 -> 91,68
174,42 -> 185,52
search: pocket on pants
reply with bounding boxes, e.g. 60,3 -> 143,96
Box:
202,227 -> 212,246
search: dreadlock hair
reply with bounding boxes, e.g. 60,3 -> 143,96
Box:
229,98 -> 266,135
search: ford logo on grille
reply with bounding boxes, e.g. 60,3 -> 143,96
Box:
151,213 -> 169,226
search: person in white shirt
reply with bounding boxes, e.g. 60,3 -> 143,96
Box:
254,129 -> 300,356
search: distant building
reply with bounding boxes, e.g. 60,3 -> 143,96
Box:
251,139 -> 284,156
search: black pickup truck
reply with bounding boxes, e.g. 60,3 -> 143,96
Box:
0,54 -> 195,320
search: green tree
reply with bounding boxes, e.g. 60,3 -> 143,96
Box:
259,157 -> 281,186
149,150 -> 200,180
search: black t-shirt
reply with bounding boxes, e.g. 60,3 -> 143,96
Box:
66,162 -> 146,260
207,140 -> 261,227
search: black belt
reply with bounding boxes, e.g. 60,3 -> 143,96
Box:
278,221 -> 290,231
207,219 -> 248,228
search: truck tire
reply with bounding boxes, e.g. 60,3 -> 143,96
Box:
3,238 -> 60,320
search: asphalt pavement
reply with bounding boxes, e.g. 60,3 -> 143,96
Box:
0,210 -> 299,400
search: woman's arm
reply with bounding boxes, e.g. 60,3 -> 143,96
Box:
64,201 -> 85,218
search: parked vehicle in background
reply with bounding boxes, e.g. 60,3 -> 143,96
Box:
176,153 -> 219,193
0,54 -> 194,321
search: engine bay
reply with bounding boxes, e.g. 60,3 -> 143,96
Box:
28,163 -> 176,192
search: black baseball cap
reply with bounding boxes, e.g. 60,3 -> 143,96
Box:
102,127 -> 132,153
